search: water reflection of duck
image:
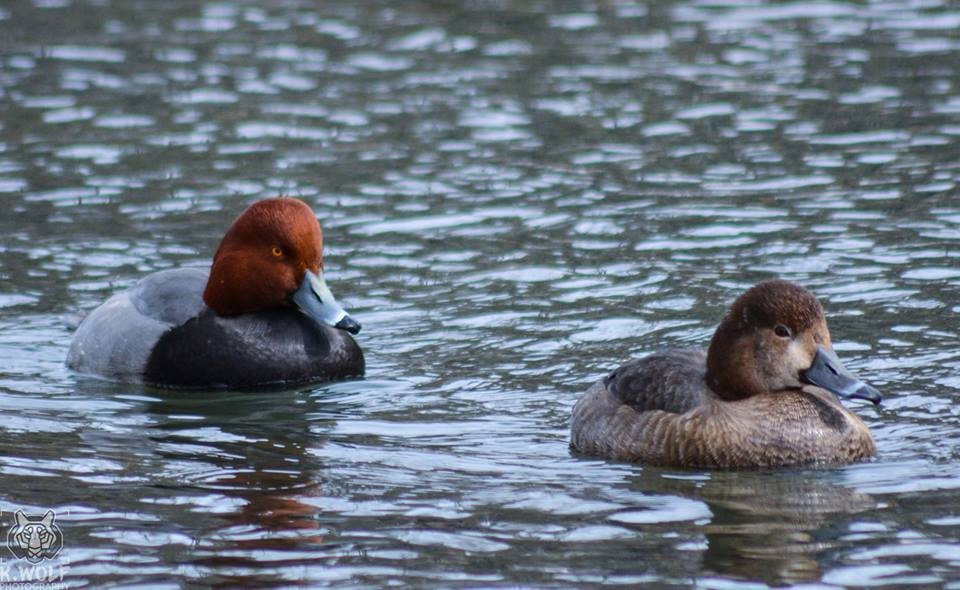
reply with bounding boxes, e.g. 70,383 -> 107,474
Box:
630,469 -> 878,585
142,390 -> 339,581
67,198 -> 364,389
571,280 -> 881,468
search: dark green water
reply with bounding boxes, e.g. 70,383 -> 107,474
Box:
1,0 -> 960,587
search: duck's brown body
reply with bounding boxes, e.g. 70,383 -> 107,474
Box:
569,281 -> 881,469
570,351 -> 876,469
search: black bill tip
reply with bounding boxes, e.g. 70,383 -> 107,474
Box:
335,315 -> 362,335
848,383 -> 882,405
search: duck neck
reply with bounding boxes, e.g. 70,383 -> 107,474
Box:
203,249 -> 284,316
705,322 -> 765,402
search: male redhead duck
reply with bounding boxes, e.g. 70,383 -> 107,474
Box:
67,197 -> 364,389
570,280 -> 881,469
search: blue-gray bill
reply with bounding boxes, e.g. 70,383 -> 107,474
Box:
801,346 -> 881,404
290,269 -> 362,335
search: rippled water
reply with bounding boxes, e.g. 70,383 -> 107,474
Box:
1,0 -> 960,586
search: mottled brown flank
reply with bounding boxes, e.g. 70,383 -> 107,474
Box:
728,279 -> 824,333
570,381 -> 876,469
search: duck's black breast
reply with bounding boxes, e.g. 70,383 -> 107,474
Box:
143,308 -> 365,389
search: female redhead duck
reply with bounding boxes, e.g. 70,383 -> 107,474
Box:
67,197 -> 364,389
570,280 -> 882,469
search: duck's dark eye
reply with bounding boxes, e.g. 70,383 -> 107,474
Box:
774,324 -> 791,338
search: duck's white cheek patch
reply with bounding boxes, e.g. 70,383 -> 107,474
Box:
787,341 -> 811,383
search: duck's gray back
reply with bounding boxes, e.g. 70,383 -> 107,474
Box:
128,267 -> 208,325
67,267 -> 208,380
570,349 -> 712,466
603,349 -> 709,414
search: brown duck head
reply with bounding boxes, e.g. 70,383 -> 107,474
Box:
202,197 -> 361,334
705,280 -> 881,405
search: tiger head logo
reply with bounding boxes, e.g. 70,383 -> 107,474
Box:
7,510 -> 63,563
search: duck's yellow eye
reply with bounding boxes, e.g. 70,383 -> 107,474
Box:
271,247 -> 283,257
